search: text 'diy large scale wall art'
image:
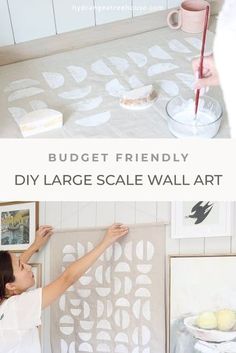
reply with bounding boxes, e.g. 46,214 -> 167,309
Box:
50,224 -> 166,353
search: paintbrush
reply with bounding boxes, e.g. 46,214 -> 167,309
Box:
194,5 -> 210,120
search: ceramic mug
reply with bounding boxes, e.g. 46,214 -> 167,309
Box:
167,0 -> 210,33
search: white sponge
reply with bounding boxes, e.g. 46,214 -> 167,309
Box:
18,109 -> 63,137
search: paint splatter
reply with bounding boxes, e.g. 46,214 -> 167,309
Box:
43,72 -> 64,89
67,66 -> 87,83
128,52 -> 147,67
59,86 -> 91,100
149,45 -> 173,60
75,111 -> 111,127
8,87 -> 44,102
91,60 -> 114,76
4,79 -> 40,93
168,39 -> 191,53
128,75 -> 144,89
106,79 -> 126,98
108,57 -> 129,73
147,63 -> 178,77
69,97 -> 103,111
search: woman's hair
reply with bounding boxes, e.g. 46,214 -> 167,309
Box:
0,251 -> 15,301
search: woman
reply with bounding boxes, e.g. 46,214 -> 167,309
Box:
0,223 -> 129,353
193,0 -> 236,137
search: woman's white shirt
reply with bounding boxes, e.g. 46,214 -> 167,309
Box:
0,288 -> 42,353
214,0 -> 236,137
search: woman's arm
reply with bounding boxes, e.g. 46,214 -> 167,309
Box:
20,225 -> 53,263
42,223 -> 129,309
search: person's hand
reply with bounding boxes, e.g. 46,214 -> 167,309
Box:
33,225 -> 54,250
103,223 -> 129,246
192,54 -> 220,89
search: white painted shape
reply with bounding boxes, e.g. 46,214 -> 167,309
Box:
176,73 -> 195,89
132,328 -> 139,345
67,66 -> 87,83
114,242 -> 122,261
114,277 -> 122,295
168,39 -> 191,53
149,45 -> 173,60
0,0 -> 14,46
8,87 -> 44,102
80,321 -> 94,330
95,0 -> 132,25
124,241 -> 132,261
115,309 -> 130,329
70,308 -> 81,316
115,262 -> 131,272
97,331 -> 111,341
8,107 -> 27,123
107,300 -> 113,317
75,111 -> 111,127
53,0 -> 95,33
97,343 -> 110,352
124,276 -> 132,295
157,80 -> 179,97
4,79 -> 40,93
137,264 -> 152,273
69,342 -> 75,353
135,288 -> 151,297
62,244 -> 76,254
63,254 -> 76,262
147,241 -> 154,260
116,298 -> 130,307
79,276 -> 92,285
97,300 -> 104,318
143,301 -> 151,321
132,348 -> 139,353
147,63 -> 178,77
79,343 -> 93,352
108,57 -> 129,73
83,302 -> 90,319
77,289 -> 91,298
128,52 -> 147,68
59,86 -> 91,100
43,72 -> 64,89
70,299 -> 81,306
142,326 -> 151,345
143,348 -> 150,353
105,267 -> 111,283
59,295 -> 66,311
97,319 -> 112,330
67,285 -> 75,292
60,326 -> 74,335
133,299 -> 141,319
69,97 -> 103,111
87,242 -> 94,252
106,79 -> 126,98
136,275 -> 152,285
91,59 -> 114,76
8,0 -> 56,43
115,333 -> 129,343
60,315 -> 74,324
61,339 -> 68,353
96,287 -> 111,297
136,240 -> 144,260
30,100 -> 48,110
77,242 -> 85,257
105,247 -> 113,261
115,344 -> 129,353
184,37 -> 202,50
95,265 -> 103,284
128,76 -> 144,89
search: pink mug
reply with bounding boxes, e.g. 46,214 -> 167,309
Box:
167,0 -> 210,33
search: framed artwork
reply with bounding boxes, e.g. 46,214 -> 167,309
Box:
169,255 -> 236,353
30,263 -> 42,290
171,202 -> 232,238
0,201 -> 39,251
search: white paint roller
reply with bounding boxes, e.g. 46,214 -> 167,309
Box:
17,109 -> 63,137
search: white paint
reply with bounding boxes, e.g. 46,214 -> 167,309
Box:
8,107 -> 27,123
79,276 -> 92,285
43,72 -> 64,89
77,242 -> 85,257
176,73 -> 195,89
97,320 -> 112,330
124,241 -> 132,261
128,52 -> 147,68
80,321 -> 94,330
114,277 -> 122,295
106,79 -> 126,98
59,86 -> 91,100
70,299 -> 80,306
69,342 -> 75,353
136,275 -> 152,285
95,265 -> 103,284
61,339 -> 67,353
115,333 -> 129,343
96,287 -> 111,297
143,301 -> 151,321
83,302 -> 90,319
77,289 -> 91,298
63,245 -> 76,253
115,309 -> 130,329
148,63 -> 178,77
133,300 -> 141,319
115,262 -> 131,272
114,243 -> 122,261
97,300 -> 104,318
115,344 -> 128,353
108,57 -> 129,73
135,288 -> 151,297
59,295 -> 66,311
91,60 -> 114,76
128,76 -> 144,89
67,66 -> 87,83
124,277 -> 132,295
116,298 -> 130,307
75,111 -> 111,127
62,254 -> 75,262
157,80 -> 179,97
30,100 -> 48,110
184,37 -> 202,50
97,331 -> 111,341
69,97 -> 103,111
78,332 -> 92,342
70,308 -> 81,316
168,39 -> 191,53
78,343 -> 93,352
149,45 -> 173,60
8,87 -> 44,102
4,79 -> 40,92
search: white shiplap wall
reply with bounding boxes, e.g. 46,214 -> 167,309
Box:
0,0 -> 182,47
32,201 -> 236,353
